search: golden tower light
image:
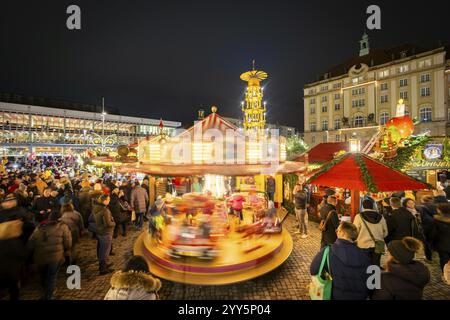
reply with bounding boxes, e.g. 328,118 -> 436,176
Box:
240,61 -> 268,132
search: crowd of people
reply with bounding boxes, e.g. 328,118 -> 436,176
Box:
0,156 -> 161,300
0,155 -> 449,301
308,182 -> 450,300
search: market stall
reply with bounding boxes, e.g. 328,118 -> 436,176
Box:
306,152 -> 431,220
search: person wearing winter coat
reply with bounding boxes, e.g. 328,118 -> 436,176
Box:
130,183 -> 149,230
353,199 -> 388,266
310,222 -> 371,300
92,194 -> 115,275
32,187 -> 59,224
319,196 -> 340,248
389,198 -> 423,242
77,180 -> 92,228
60,201 -> 84,264
430,203 -> 450,273
417,195 -> 437,261
104,255 -> 161,300
109,189 -> 127,238
293,184 -> 309,238
0,196 -> 34,300
372,237 -> 430,300
27,210 -> 72,300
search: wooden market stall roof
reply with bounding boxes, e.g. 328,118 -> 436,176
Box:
294,142 -> 350,164
306,153 -> 430,192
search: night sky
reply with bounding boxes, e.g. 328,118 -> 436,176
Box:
1,0 -> 449,130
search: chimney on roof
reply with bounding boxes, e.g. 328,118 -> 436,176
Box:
359,33 -> 370,56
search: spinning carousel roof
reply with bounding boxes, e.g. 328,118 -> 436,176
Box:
115,161 -> 306,176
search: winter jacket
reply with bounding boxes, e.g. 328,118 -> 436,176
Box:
92,203 -> 115,236
319,204 -> 340,245
130,186 -> 149,213
294,191 -> 308,210
0,206 -> 33,281
109,194 -> 126,224
78,186 -> 93,216
310,239 -> 371,300
430,214 -> 450,253
61,210 -> 84,243
353,210 -> 388,249
266,178 -> 276,194
27,220 -> 72,265
104,270 -> 161,300
372,261 -> 430,300
389,208 -> 422,241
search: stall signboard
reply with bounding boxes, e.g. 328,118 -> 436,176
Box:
406,169 -> 427,183
423,144 -> 443,160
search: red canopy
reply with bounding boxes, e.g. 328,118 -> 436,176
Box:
307,153 -> 429,192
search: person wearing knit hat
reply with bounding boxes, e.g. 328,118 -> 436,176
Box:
372,237 -> 430,300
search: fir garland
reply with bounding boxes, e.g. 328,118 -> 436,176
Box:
305,153 -> 347,185
354,154 -> 378,193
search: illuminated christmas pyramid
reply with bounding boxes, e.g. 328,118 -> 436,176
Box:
240,61 -> 268,133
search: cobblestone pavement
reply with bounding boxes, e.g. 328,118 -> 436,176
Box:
2,214 -> 449,300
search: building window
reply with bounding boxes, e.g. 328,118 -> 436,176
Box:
398,65 -> 409,73
320,85 -> 329,92
310,98 -> 316,104
381,95 -> 388,104
400,91 -> 408,100
380,83 -> 388,91
352,87 -> 366,96
334,103 -> 340,111
311,136 -> 316,143
420,74 -> 431,83
419,59 -> 432,68
310,106 -> 316,114
420,107 -> 432,122
335,134 -> 341,142
421,87 -> 431,97
378,70 -> 389,78
380,112 -> 390,125
334,93 -> 341,100
321,96 -> 328,103
399,79 -> 408,87
322,135 -> 328,143
334,119 -> 341,130
322,120 -> 328,131
322,105 -> 328,113
308,89 -> 316,95
352,99 -> 365,107
354,116 -> 364,127
310,122 -> 316,132
333,83 -> 341,89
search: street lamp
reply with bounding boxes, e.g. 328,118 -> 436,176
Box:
349,138 -> 361,153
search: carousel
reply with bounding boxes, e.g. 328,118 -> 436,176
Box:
95,66 -> 305,285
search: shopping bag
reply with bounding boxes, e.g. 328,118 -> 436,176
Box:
131,210 -> 136,222
309,246 -> 332,300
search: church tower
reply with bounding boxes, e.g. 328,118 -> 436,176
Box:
359,32 -> 370,56
240,61 -> 268,133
